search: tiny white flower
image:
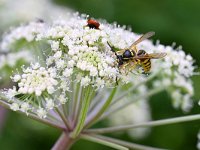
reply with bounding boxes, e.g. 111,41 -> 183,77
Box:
51,41 -> 59,51
67,60 -> 75,68
46,99 -> 55,110
7,87 -> 17,99
58,94 -> 68,104
54,51 -> 62,59
32,62 -> 40,70
47,86 -> 55,94
12,74 -> 21,82
63,68 -> 73,77
37,108 -> 47,118
56,59 -> 65,68
46,56 -> 54,66
81,76 -> 91,87
10,103 -> 19,111
35,89 -> 42,96
21,102 -> 30,114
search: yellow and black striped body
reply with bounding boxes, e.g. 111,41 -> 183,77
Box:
135,50 -> 151,73
141,58 -> 151,73
129,57 -> 151,73
107,32 -> 166,74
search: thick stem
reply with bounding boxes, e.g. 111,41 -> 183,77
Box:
85,134 -> 164,150
73,84 -> 83,124
86,114 -> 200,134
51,132 -> 75,150
71,86 -> 93,138
81,134 -> 129,150
72,83 -> 80,119
55,107 -> 72,130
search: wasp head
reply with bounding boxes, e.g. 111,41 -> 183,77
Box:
123,49 -> 135,58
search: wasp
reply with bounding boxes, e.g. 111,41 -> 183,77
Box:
107,32 -> 167,73
85,19 -> 100,30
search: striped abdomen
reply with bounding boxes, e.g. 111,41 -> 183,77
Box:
141,58 -> 151,73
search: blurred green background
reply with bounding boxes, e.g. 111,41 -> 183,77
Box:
1,0 -> 200,149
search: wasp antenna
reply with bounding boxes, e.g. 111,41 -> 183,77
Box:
107,42 -> 115,52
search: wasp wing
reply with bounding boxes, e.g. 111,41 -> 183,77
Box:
130,32 -> 155,49
133,53 -> 167,59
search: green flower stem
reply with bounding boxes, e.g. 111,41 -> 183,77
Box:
86,114 -> 200,134
89,88 -> 106,112
100,87 -> 164,121
72,83 -> 81,120
27,113 -> 65,130
55,107 -> 72,130
84,87 -> 117,128
0,96 -> 65,130
74,86 -> 84,124
68,80 -> 74,116
47,113 -> 65,125
62,104 -> 68,118
80,134 -> 129,150
72,83 -> 80,118
70,86 -> 93,138
84,134 -> 165,150
52,132 -> 75,150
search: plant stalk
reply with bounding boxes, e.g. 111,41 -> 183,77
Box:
51,132 -> 75,150
86,134 -> 165,150
70,86 -> 93,138
86,114 -> 200,134
85,87 -> 117,128
81,134 -> 129,150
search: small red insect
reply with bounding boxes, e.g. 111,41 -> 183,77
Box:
86,19 -> 100,30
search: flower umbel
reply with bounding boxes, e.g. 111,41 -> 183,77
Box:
0,13 -> 198,150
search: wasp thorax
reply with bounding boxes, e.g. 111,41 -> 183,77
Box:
137,50 -> 146,56
123,50 -> 134,58
117,55 -> 124,66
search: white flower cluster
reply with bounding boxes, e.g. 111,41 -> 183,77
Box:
12,63 -> 58,96
1,13 -> 196,118
39,16 -> 124,88
5,63 -> 68,118
1,21 -> 46,52
144,43 -> 195,112
0,0 -> 72,86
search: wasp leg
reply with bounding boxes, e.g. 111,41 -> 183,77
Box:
120,63 -> 129,70
115,77 -> 119,85
119,63 -> 130,75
